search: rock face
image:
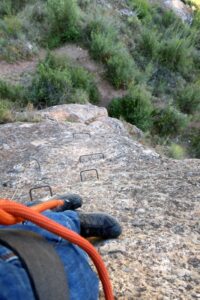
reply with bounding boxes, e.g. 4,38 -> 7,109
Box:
0,104 -> 200,299
164,0 -> 193,23
97,0 -> 193,23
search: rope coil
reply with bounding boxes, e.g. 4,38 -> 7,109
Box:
0,199 -> 114,300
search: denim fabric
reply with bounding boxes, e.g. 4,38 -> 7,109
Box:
0,208 -> 99,300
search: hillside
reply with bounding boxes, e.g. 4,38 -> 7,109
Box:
0,104 -> 200,299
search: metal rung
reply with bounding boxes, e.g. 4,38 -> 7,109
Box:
80,169 -> 99,182
29,185 -> 53,201
73,132 -> 91,139
79,153 -> 104,163
29,158 -> 41,172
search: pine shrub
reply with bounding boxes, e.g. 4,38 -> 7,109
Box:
152,106 -> 188,136
176,84 -> 200,114
47,0 -> 80,47
109,85 -> 153,131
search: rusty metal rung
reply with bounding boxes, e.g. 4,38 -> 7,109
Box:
29,185 -> 53,201
73,132 -> 91,139
79,153 -> 104,163
80,169 -> 99,182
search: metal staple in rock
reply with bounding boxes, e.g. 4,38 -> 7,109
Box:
73,132 -> 91,139
29,185 -> 53,201
80,169 -> 99,182
79,153 -> 104,163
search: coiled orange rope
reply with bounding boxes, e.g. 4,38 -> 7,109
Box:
0,199 -> 114,300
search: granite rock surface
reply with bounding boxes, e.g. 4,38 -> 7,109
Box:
0,104 -> 199,299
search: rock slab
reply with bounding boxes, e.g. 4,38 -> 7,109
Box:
0,104 -> 199,299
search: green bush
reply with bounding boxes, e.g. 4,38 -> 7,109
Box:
27,54 -> 99,107
46,0 -> 80,47
121,85 -> 153,130
0,1 -> 12,17
190,129 -> 200,158
0,80 -> 25,102
3,16 -> 22,38
128,0 -> 153,21
45,54 -> 99,103
107,50 -> 136,88
193,10 -> 200,29
0,0 -> 34,17
158,37 -> 192,71
70,89 -> 89,104
161,10 -> 178,28
109,85 -> 153,131
139,28 -> 159,58
86,15 -> 118,39
90,31 -> 119,62
28,63 -> 73,108
77,0 -> 92,9
168,143 -> 186,159
70,66 -> 100,104
86,15 -> 137,88
176,84 -> 200,114
0,14 -> 36,62
88,16 -> 119,61
0,39 -> 36,62
0,99 -> 13,123
20,2 -> 50,46
108,98 -> 122,119
152,106 -> 188,137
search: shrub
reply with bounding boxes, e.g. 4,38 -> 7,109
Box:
20,3 -> 51,46
86,15 -> 137,88
45,53 -> 99,103
120,85 -> 153,131
128,0 -> 153,21
107,50 -> 136,88
139,28 -> 159,58
27,54 -> 99,107
28,63 -> 73,108
193,10 -> 200,29
161,10 -> 178,28
90,31 -> 119,62
3,16 -> 22,38
108,98 -> 122,119
0,1 -> 12,17
0,0 -> 37,17
77,0 -> 92,9
127,15 -> 142,32
158,37 -> 192,71
87,15 -> 119,61
109,85 -> 153,131
46,0 -> 80,47
168,143 -> 186,159
0,14 -> 36,62
70,66 -> 100,104
86,15 -> 118,39
190,129 -> 200,158
0,80 -> 25,102
0,99 -> 13,123
176,84 -> 200,114
70,89 -> 89,104
152,106 -> 188,137
0,38 -> 36,62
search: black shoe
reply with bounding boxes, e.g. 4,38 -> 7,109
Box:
78,212 -> 122,239
51,194 -> 83,212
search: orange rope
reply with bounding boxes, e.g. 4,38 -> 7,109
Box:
0,199 -> 114,300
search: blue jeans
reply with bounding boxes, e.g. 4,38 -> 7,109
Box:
0,208 -> 99,300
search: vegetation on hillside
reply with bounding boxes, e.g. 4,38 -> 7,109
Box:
0,0 -> 200,158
